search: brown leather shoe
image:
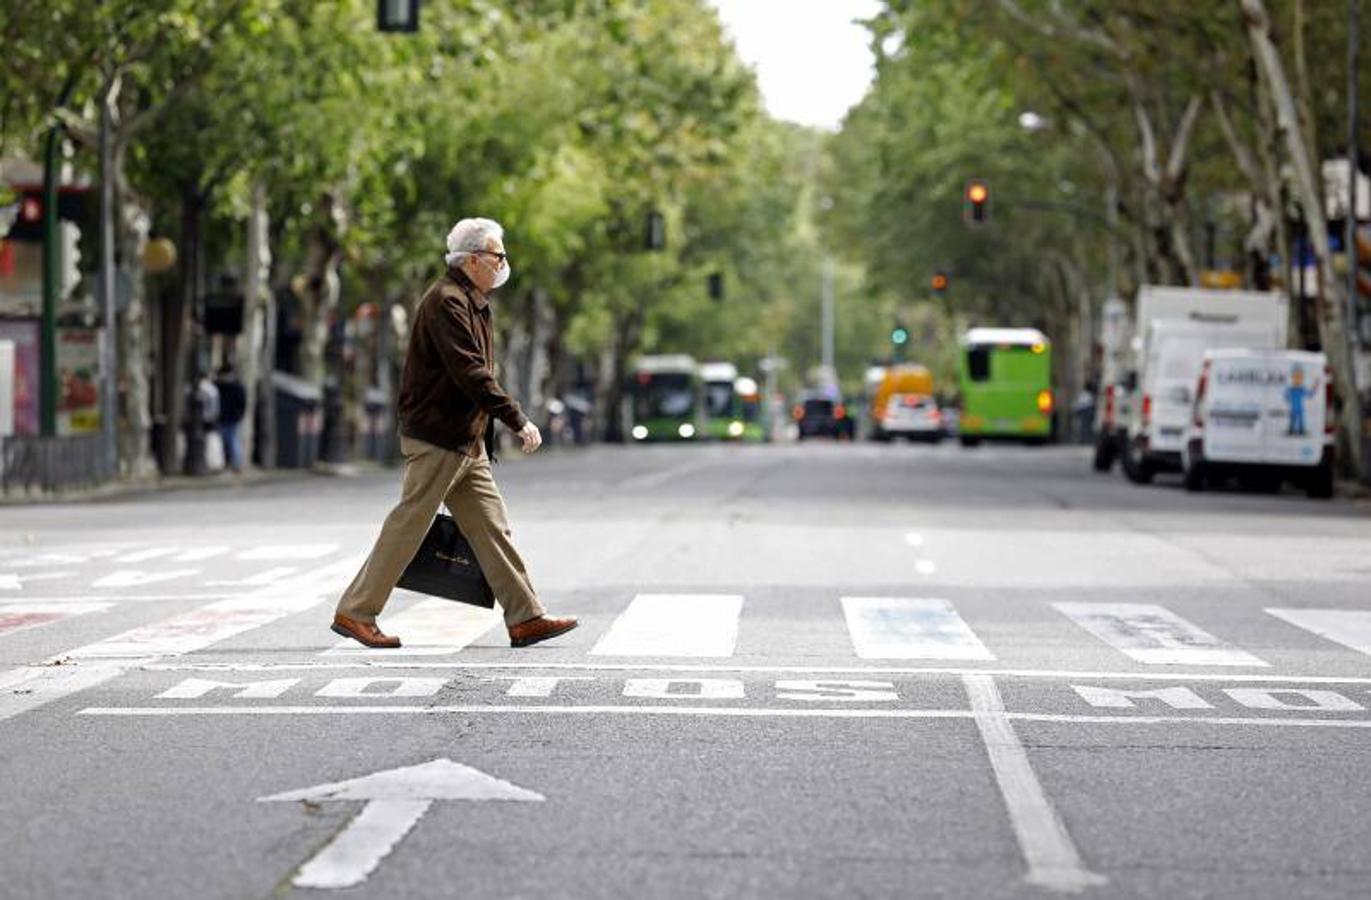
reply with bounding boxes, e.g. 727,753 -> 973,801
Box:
508,615 -> 579,648
331,613 -> 401,649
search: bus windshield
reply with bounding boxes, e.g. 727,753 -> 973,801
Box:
704,381 -> 735,417
635,373 -> 695,419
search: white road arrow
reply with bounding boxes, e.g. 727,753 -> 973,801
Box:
258,758 -> 544,890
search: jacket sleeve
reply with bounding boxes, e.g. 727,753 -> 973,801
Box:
429,294 -> 529,432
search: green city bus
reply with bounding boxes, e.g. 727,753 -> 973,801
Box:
629,354 -> 702,442
700,362 -> 766,442
956,327 -> 1054,446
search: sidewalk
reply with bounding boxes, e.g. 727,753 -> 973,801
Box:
0,460 -> 394,507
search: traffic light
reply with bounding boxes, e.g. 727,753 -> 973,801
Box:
964,179 -> 990,225
707,271 -> 724,301
931,271 -> 949,294
645,210 -> 666,251
377,0 -> 420,32
891,325 -> 909,345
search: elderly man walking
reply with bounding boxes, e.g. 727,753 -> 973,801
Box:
332,218 -> 577,649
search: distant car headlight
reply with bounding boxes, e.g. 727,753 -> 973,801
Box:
678,423 -> 696,438
632,425 -> 648,440
728,421 -> 744,437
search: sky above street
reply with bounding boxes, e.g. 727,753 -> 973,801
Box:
707,0 -> 882,131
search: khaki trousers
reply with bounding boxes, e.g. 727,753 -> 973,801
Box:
336,435 -> 545,628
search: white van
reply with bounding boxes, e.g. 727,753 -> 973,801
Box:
1123,316 -> 1283,483
1181,349 -> 1334,498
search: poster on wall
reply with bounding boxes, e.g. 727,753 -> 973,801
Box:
0,319 -> 39,436
57,327 -> 101,435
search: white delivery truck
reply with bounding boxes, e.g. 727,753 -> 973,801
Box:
1182,349 -> 1334,498
1120,286 -> 1289,484
1092,297 -> 1131,471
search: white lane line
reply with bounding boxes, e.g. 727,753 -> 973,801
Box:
0,555 -> 362,723
325,599 -> 500,656
238,544 -> 338,561
173,546 -> 231,562
1054,602 -> 1267,667
0,571 -> 75,589
1,594 -> 243,605
206,566 -> 298,587
914,560 -> 937,576
92,570 -> 201,589
1267,609 -> 1371,657
591,594 -> 743,658
135,660 -> 1371,684
842,597 -> 994,661
963,673 -> 1107,894
76,706 -> 1371,730
0,602 -> 112,637
3,663 -> 137,721
115,548 -> 178,563
903,532 -> 925,548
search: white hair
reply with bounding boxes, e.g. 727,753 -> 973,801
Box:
444,217 -> 504,268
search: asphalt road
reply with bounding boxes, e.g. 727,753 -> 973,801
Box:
2,440 -> 1370,899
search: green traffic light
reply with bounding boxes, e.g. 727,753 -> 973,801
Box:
891,328 -> 909,345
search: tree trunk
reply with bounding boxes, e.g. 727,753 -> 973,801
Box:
112,138 -> 157,479
1242,0 -> 1365,477
237,180 -> 271,469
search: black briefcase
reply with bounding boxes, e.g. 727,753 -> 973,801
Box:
396,514 -> 496,608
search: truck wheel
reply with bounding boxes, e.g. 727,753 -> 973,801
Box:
1306,458 -> 1335,499
1182,459 -> 1207,492
1121,442 -> 1154,484
1092,435 -> 1117,472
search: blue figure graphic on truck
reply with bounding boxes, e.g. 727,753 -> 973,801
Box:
1285,365 -> 1320,436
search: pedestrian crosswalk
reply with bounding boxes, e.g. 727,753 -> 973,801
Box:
1053,602 -> 1268,667
8,588 -> 1371,671
842,597 -> 994,660
590,594 -> 743,657
0,541 -> 344,595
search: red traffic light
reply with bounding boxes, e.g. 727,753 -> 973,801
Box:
931,272 -> 949,292
966,182 -> 989,204
20,196 -> 42,223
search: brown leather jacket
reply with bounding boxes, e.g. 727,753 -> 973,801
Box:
396,267 -> 527,458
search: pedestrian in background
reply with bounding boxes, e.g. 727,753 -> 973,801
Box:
332,217 -> 577,650
215,364 -> 247,474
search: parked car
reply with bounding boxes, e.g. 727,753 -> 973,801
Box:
1181,349 -> 1334,498
880,393 -> 945,442
794,393 -> 856,440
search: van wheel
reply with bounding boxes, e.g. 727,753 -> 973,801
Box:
1182,459 -> 1207,492
1306,458 -> 1335,499
1092,435 -> 1117,472
1122,442 -> 1154,485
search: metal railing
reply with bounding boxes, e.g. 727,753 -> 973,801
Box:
1,434 -> 115,496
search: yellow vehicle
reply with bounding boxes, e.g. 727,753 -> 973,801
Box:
869,364 -> 936,442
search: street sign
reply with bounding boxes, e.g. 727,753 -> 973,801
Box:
259,758 -> 544,890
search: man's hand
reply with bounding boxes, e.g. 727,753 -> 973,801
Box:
517,422 -> 542,454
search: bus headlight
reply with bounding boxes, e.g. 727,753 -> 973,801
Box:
632,425 -> 648,440
678,423 -> 696,439
728,421 -> 744,438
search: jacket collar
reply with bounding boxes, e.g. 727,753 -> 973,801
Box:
446,266 -> 489,310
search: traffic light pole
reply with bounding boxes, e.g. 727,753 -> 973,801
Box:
98,83 -> 118,475
39,125 -> 60,437
820,259 -> 835,385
